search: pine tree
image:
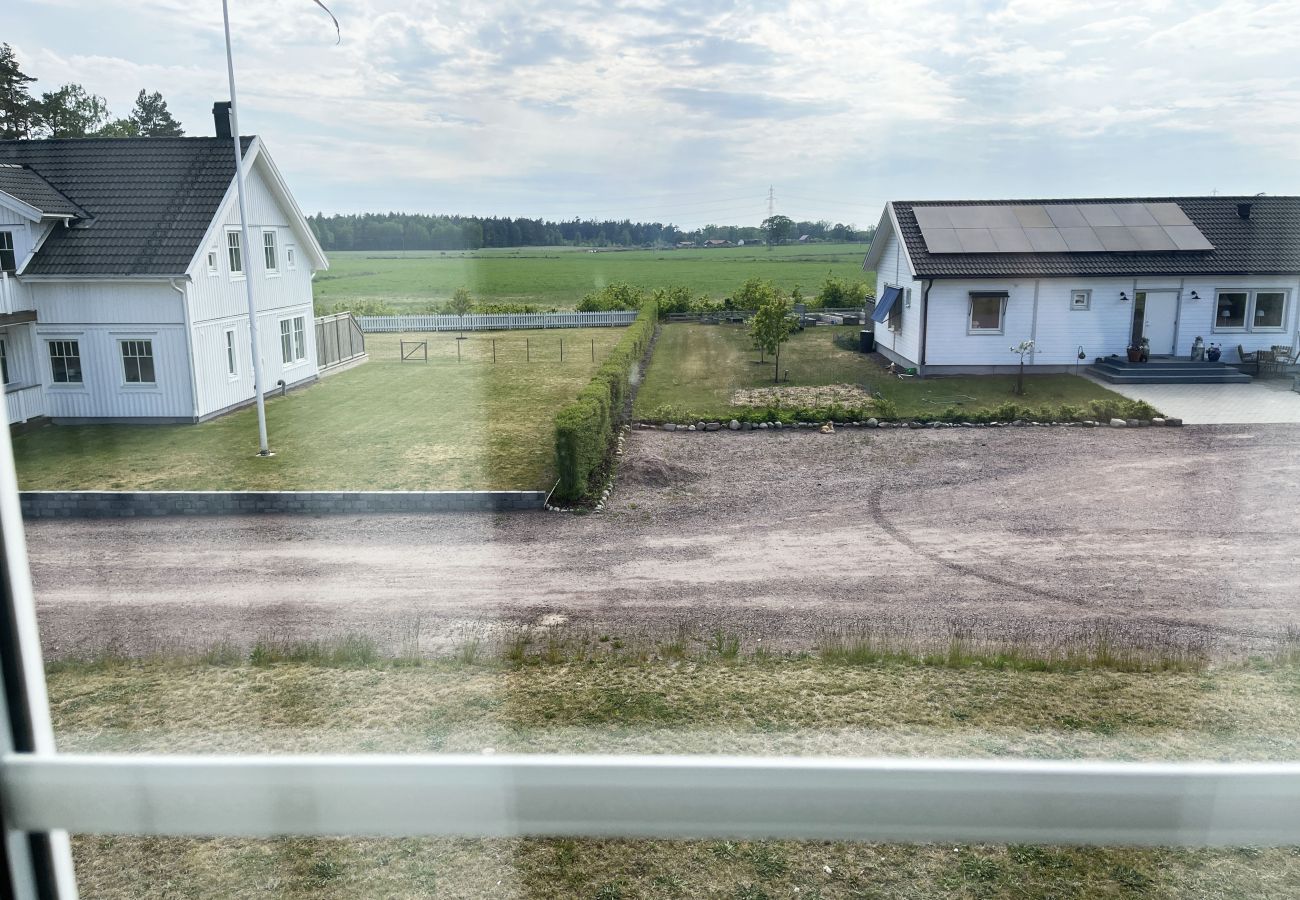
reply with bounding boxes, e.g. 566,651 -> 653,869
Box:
0,43 -> 38,139
128,90 -> 184,136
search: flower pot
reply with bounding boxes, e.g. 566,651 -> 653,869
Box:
1126,348 -> 1143,363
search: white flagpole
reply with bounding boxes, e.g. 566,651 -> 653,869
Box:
222,0 -> 272,457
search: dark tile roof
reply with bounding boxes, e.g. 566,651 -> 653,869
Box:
0,137 -> 253,277
891,197 -> 1300,279
0,165 -> 86,218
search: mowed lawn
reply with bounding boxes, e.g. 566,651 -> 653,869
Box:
313,244 -> 870,311
635,323 -> 1132,421
13,330 -> 626,491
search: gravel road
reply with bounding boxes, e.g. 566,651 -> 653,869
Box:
25,424 -> 1300,660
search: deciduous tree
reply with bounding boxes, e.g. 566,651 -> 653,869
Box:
35,83 -> 110,137
761,214 -> 794,247
750,293 -> 795,383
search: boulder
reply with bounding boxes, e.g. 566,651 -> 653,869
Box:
661,423 -> 677,432
1110,418 -> 1126,427
866,418 -> 878,428
729,419 -> 741,430
1166,417 -> 1184,427
687,424 -> 697,431
1151,417 -> 1166,426
758,422 -> 769,430
1125,419 -> 1140,427
705,422 -> 721,431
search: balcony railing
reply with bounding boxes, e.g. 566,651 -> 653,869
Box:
0,271 -> 34,316
5,384 -> 45,425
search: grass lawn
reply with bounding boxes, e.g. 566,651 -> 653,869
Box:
52,631 -> 1300,899
13,330 -> 625,491
313,243 -> 871,312
634,323 -> 1136,422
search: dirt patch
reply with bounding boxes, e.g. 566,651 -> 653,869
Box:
618,453 -> 701,489
731,382 -> 875,407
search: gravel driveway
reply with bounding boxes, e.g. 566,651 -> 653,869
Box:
25,424 -> 1300,660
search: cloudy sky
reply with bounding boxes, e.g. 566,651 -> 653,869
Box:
8,0 -> 1300,228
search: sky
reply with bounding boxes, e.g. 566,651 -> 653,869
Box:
7,0 -> 1300,229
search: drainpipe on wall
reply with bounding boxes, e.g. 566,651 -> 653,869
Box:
170,278 -> 201,423
918,279 -> 933,375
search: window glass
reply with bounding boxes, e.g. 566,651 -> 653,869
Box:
0,230 -> 15,271
1254,291 -> 1285,329
0,336 -> 8,384
207,250 -> 218,273
225,328 -> 237,376
280,318 -> 293,363
121,339 -> 155,384
1216,292 -> 1247,328
969,294 -> 1004,331
293,315 -> 306,360
48,339 -> 82,383
227,230 -> 243,273
264,230 -> 278,271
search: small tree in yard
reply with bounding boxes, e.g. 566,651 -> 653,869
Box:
751,294 -> 795,383
1010,340 -> 1034,395
450,286 -> 473,337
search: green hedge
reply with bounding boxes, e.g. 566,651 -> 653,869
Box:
553,301 -> 659,501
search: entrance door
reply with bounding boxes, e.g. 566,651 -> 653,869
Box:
1140,291 -> 1178,355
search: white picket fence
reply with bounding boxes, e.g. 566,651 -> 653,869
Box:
358,311 -> 638,333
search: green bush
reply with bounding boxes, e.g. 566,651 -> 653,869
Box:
553,301 -> 659,501
577,282 -> 645,312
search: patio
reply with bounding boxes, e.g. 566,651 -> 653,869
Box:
1086,372 -> 1300,424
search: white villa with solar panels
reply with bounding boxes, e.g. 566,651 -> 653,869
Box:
862,197 -> 1300,382
1,104 -> 328,427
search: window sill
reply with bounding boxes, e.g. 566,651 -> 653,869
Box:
1212,327 -> 1247,333
967,328 -> 1006,336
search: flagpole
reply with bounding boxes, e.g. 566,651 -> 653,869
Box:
222,0 -> 272,457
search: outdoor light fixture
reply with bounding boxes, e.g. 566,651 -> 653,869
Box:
1189,291 -> 1201,300
1119,292 -> 1129,302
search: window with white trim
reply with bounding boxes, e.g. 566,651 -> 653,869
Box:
225,328 -> 238,376
47,339 -> 82,384
968,291 -> 1007,333
263,230 -> 279,273
0,336 -> 9,384
0,230 -> 15,272
1070,289 -> 1091,310
206,249 -> 218,274
286,245 -> 297,269
119,340 -> 155,384
226,230 -> 243,274
1214,289 -> 1288,332
280,316 -> 307,364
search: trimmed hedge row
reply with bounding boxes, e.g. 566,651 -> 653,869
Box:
553,301 -> 659,501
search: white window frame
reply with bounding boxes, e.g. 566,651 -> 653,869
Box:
1213,289 -> 1289,334
206,249 -> 219,276
46,339 -> 83,386
1070,289 -> 1091,311
262,229 -> 279,275
967,291 -> 1009,335
118,339 -> 156,387
286,245 -> 297,270
226,229 -> 244,277
279,318 -> 294,365
0,336 -> 9,386
0,230 -> 16,273
3,420 -> 1300,900
293,315 -> 306,362
225,328 -> 238,379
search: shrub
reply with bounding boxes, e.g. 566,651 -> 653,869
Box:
871,397 -> 898,420
816,276 -> 871,308
577,282 -> 645,312
553,300 -> 659,500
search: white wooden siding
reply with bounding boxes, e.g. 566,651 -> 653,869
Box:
27,281 -> 181,326
924,275 -> 1300,367
189,304 -> 317,419
33,323 -> 193,420
871,225 -> 922,365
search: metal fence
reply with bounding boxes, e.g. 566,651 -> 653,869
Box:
358,311 -> 639,333
315,312 -> 367,370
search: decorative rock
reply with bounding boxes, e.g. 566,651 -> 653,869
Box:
1137,419 -> 1151,427
866,418 -> 878,428
820,422 -> 835,434
1082,420 -> 1096,427
742,421 -> 752,431
773,422 -> 783,430
729,419 -> 740,430
759,422 -> 769,429
1126,419 -> 1140,427
1110,418 -> 1126,427
1152,417 -> 1166,426
1012,419 -> 1027,427
705,422 -> 721,431
1166,417 -> 1184,426
662,423 -> 677,432
696,421 -> 707,431
687,424 -> 696,431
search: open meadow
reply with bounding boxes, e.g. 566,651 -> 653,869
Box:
312,243 -> 871,312
634,323 -> 1133,422
12,330 -> 625,492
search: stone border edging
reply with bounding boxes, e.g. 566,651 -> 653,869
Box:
20,490 -> 545,518
632,416 -> 1184,432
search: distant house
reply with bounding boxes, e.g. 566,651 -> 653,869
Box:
703,239 -> 733,248
861,196 -> 1300,375
1,103 -> 328,426
798,234 -> 811,242
676,241 -> 695,249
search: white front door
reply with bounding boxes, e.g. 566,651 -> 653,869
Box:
1141,291 -> 1178,355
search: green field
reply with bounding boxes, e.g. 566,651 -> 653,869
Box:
313,244 -> 871,312
53,631 -> 1300,899
635,323 -> 1136,422
13,330 -> 625,491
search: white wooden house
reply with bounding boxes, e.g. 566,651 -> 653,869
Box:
1,105 -> 327,426
862,197 -> 1300,378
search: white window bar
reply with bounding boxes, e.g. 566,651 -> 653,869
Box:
3,399 -> 1300,900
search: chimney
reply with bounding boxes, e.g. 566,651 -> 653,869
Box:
1237,202 -> 1253,220
213,101 -> 232,140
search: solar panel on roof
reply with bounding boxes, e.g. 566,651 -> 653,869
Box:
914,202 -> 1214,254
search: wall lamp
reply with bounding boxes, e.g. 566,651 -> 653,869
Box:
1189,291 -> 1201,300
1119,291 -> 1129,303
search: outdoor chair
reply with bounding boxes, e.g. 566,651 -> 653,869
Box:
1273,345 -> 1298,370
1257,348 -> 1279,376
1236,345 -> 1260,375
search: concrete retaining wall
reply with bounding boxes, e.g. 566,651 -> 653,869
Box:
20,490 -> 545,518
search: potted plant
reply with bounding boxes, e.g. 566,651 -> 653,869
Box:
1126,344 -> 1143,363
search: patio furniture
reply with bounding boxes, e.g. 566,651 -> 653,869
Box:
1273,345 -> 1298,370
1236,344 -> 1260,375
1257,348 -> 1280,376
